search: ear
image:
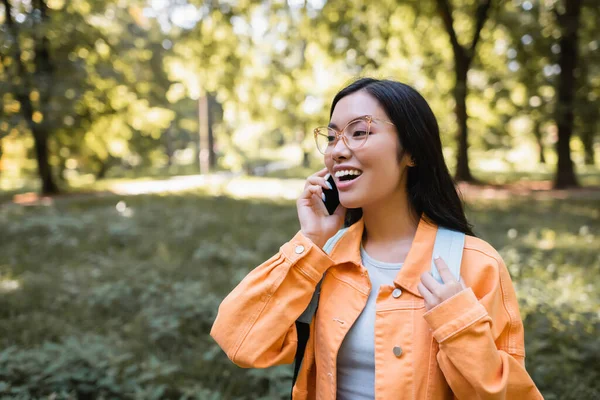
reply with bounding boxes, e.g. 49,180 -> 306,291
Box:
397,149 -> 415,167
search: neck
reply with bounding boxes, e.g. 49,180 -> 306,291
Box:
361,189 -> 419,263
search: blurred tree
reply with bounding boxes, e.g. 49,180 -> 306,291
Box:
2,0 -> 59,193
168,0 -> 244,172
1,0 -> 189,188
306,0 -> 456,152
1,0 -> 596,189
435,0 -> 493,182
491,0 -> 557,165
575,1 -> 599,167
552,0 -> 582,188
256,1 -> 330,168
308,0 -> 502,179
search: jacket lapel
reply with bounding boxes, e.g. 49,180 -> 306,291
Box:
326,215 -> 438,298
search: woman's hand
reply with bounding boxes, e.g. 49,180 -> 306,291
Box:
297,168 -> 347,249
417,256 -> 467,311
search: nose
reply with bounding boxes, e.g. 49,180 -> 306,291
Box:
330,134 -> 351,161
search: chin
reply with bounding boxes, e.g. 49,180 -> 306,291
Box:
339,194 -> 365,210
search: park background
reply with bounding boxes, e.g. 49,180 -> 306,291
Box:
0,0 -> 599,399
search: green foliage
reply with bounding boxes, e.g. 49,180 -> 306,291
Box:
0,335 -> 183,399
0,190 -> 598,398
524,307 -> 600,400
2,0 -> 598,192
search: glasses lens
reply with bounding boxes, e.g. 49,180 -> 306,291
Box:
343,119 -> 369,149
315,128 -> 335,154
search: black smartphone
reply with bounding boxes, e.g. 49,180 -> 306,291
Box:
322,174 -> 340,215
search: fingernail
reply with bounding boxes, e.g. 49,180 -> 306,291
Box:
321,193 -> 326,202
434,254 -> 440,260
324,173 -> 330,181
326,181 -> 333,190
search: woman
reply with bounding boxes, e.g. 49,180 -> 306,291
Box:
211,78 -> 542,399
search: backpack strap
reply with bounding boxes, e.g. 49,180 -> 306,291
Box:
430,227 -> 465,284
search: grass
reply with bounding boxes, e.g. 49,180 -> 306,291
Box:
0,187 -> 599,399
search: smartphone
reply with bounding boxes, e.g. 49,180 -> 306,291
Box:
322,174 -> 340,215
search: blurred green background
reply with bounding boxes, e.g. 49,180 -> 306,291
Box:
0,0 -> 599,399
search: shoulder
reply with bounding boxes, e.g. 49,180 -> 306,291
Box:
461,235 -> 514,299
463,235 -> 504,265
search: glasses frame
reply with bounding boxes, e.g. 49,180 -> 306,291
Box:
313,115 -> 395,155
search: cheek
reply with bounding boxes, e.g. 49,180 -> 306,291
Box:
363,144 -> 399,175
324,154 -> 334,170
363,149 -> 403,190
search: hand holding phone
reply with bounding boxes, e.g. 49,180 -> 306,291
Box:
296,169 -> 346,248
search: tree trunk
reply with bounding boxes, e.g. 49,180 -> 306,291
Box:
436,0 -> 492,183
553,0 -> 581,188
453,61 -> 473,182
32,128 -> 58,193
198,95 -> 212,174
2,0 -> 59,194
0,140 -> 3,177
164,123 -> 174,167
207,94 -> 217,169
533,119 -> 546,164
580,125 -> 596,166
96,155 -> 117,180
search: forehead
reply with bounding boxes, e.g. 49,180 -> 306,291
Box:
330,91 -> 387,127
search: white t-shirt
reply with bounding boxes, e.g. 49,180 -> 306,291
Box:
336,245 -> 404,399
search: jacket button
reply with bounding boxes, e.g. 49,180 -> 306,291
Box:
393,346 -> 403,357
392,288 -> 402,298
295,245 -> 305,254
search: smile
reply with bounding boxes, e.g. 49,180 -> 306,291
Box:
334,169 -> 363,181
334,170 -> 363,190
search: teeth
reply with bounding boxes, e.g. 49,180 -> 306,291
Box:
335,169 -> 362,178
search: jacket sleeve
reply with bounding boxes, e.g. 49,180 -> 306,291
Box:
210,231 -> 333,369
423,254 -> 543,400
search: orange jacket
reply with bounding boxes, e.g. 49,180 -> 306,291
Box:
211,216 -> 543,399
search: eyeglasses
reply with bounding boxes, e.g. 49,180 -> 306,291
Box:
313,115 -> 395,155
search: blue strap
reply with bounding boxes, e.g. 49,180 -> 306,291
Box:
323,227 -> 349,254
430,227 -> 465,284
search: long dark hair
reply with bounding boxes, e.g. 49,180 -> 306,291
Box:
330,78 -> 475,236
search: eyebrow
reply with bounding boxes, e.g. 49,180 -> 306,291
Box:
328,115 -> 370,129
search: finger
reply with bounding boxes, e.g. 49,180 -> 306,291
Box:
417,282 -> 436,309
304,168 -> 330,190
308,185 -> 329,214
306,175 -> 332,191
299,184 -> 324,202
312,167 -> 329,178
433,256 -> 456,284
420,271 -> 442,295
310,191 -> 329,215
459,277 -> 466,289
308,184 -> 325,202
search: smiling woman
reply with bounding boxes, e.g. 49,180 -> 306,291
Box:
210,78 -> 543,400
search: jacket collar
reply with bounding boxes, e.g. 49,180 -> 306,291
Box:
328,214 -> 438,298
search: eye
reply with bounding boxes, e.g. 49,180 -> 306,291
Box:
352,130 -> 368,137
327,134 -> 336,143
